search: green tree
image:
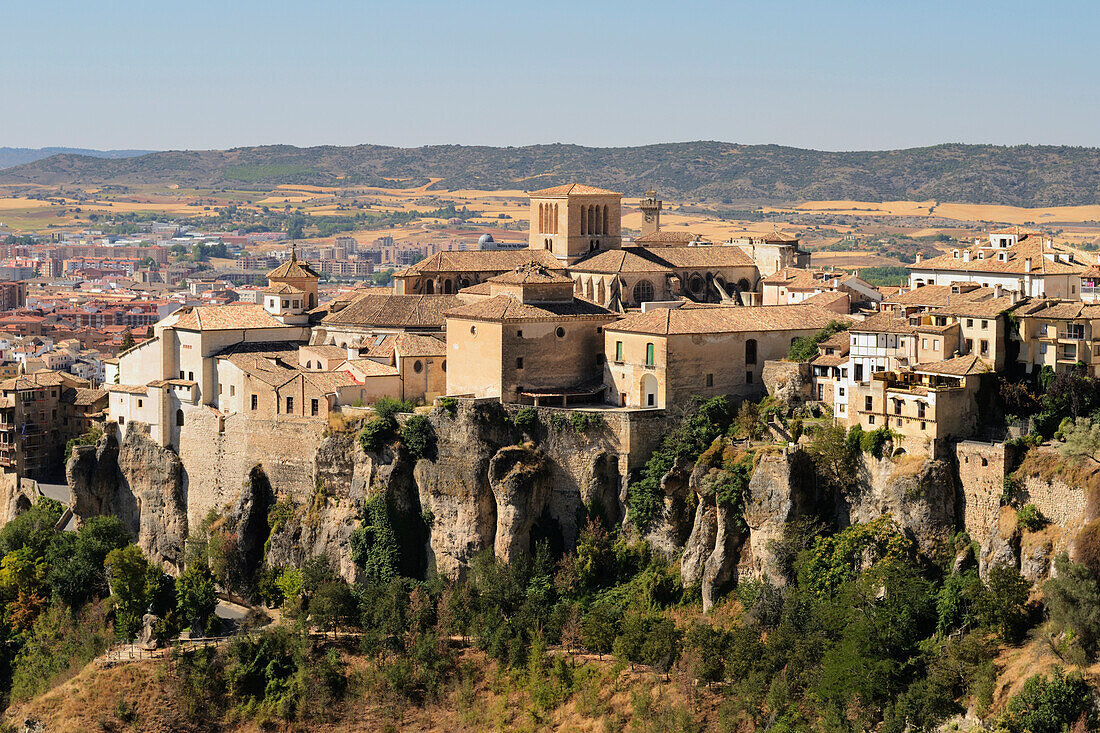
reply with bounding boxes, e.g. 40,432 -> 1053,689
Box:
1043,553 -> 1100,658
105,544 -> 169,638
979,564 -> 1031,643
581,603 -> 619,659
177,563 -> 218,635
997,668 -> 1097,733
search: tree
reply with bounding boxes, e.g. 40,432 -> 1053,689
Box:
1044,554 -> 1100,658
48,515 -> 130,607
285,214 -> 306,240
309,581 -> 355,640
581,603 -> 619,659
997,668 -> 1097,733
105,544 -> 168,638
177,563 -> 218,635
805,422 -> 859,492
400,415 -> 435,460
120,329 -> 135,351
980,564 -> 1031,643
1060,417 -> 1100,463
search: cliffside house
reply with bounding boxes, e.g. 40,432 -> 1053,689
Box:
907,227 -> 1086,298
603,303 -> 845,409
1012,299 -> 1100,377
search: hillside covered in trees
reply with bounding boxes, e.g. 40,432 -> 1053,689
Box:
5,142 -> 1100,207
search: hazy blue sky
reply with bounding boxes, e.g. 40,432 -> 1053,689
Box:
2,0 -> 1098,151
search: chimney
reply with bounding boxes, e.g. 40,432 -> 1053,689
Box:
915,253 -> 922,264
963,250 -> 971,262
994,284 -> 1003,298
1024,258 -> 1032,273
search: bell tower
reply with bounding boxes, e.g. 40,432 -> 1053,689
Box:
639,190 -> 662,236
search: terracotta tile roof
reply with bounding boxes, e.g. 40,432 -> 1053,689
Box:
935,295 -> 1020,318
341,358 -> 401,377
300,345 -> 349,359
321,294 -> 462,329
1018,300 -> 1100,321
401,249 -> 564,276
267,256 -> 321,280
764,231 -> 799,244
458,281 -> 492,295
883,284 -> 990,308
529,183 -> 620,196
605,304 -> 846,336
394,333 -> 446,357
800,291 -> 849,308
61,387 -> 108,406
820,332 -> 850,350
263,283 -> 306,295
633,231 -> 698,244
301,370 -> 360,393
810,354 -> 845,367
638,245 -> 756,270
852,312 -> 920,335
0,370 -> 83,391
913,239 -> 1084,275
571,249 -> 673,275
360,334 -> 395,358
445,294 -> 614,322
913,353 -> 989,377
171,304 -> 292,331
106,384 -> 149,395
487,262 -> 573,285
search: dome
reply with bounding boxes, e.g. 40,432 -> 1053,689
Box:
478,233 -> 495,248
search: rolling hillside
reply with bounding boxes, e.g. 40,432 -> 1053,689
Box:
0,147 -> 152,170
3,142 -> 1100,207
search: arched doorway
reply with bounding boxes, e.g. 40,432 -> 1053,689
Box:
443,279 -> 454,294
738,278 -> 751,293
641,373 -> 659,408
424,279 -> 435,294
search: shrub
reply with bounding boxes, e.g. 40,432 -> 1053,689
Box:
373,396 -> 413,421
1016,503 -> 1047,532
859,426 -> 894,458
981,564 -> 1031,643
549,413 -> 569,432
437,396 -> 458,417
997,668 -> 1097,733
1001,475 -> 1022,506
350,495 -> 399,582
63,427 -> 103,462
400,414 -> 435,460
569,413 -> 592,432
357,416 -> 394,453
788,321 -> 850,362
1043,554 -> 1100,658
513,408 -> 538,434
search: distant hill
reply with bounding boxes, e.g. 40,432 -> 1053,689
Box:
3,142 -> 1100,208
0,147 -> 153,170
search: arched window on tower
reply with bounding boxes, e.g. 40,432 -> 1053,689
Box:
580,204 -> 587,236
745,339 -> 757,365
176,409 -> 184,427
603,205 -> 609,236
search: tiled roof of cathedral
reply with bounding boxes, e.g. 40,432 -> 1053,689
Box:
571,249 -> 672,274
528,184 -> 620,196
445,294 -> 614,322
394,333 -> 446,357
605,304 -> 844,336
488,262 -> 573,285
636,245 -> 756,270
632,231 -> 698,245
399,249 -> 563,276
267,252 -> 321,280
320,294 -> 462,329
171,304 -> 292,331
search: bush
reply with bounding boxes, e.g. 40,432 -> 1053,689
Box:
513,407 -> 538,434
788,321 -> 850,362
358,416 -> 394,453
373,396 -> 413,421
1016,503 -> 1047,532
400,414 -> 435,460
177,563 -> 219,635
569,413 -> 592,432
997,668 -> 1097,733
1044,554 -> 1100,658
437,396 -> 458,417
63,427 -> 103,462
549,413 -> 569,432
859,426 -> 894,458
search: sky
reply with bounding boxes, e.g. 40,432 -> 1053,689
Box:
2,0 -> 1099,152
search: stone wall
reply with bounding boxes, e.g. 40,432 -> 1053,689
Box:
176,411 -> 328,527
956,441 -> 1009,548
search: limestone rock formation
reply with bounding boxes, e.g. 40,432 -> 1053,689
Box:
488,444 -> 551,562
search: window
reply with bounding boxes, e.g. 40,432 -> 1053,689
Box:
517,329 -> 523,337
855,363 -> 864,382
981,320 -> 989,330
920,421 -> 926,431
118,416 -> 125,425
230,385 -> 235,396
1067,323 -> 1085,339
282,300 -> 289,308
442,360 -> 446,372
966,319 -> 974,328
918,402 -> 926,418
556,327 -> 565,338
868,415 -> 875,425
311,399 -> 319,416
413,360 -> 423,373
615,341 -> 623,362
286,396 -> 294,414
746,371 -> 754,384
645,343 -> 655,366
838,387 -> 845,397
817,384 -> 824,400
251,395 -> 257,410
745,339 -> 757,365
137,399 -> 142,408
175,409 -> 184,427
865,396 -> 873,411
933,340 -> 940,350
179,371 -> 184,380
470,325 -> 477,335
596,326 -> 602,333
965,338 -> 973,352
516,357 -> 524,369
922,338 -> 928,349
706,374 -> 714,387
980,340 -> 989,355
188,372 -> 194,381
632,279 -> 655,303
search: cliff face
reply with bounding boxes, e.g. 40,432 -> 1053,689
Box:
58,403 -> 1092,595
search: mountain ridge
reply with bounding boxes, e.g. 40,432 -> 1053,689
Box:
3,141 -> 1100,208
0,147 -> 154,170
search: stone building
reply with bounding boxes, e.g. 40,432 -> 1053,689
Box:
393,249 -> 564,295
315,293 -> 462,346
908,227 -> 1086,298
1012,299 -> 1100,377
851,354 -> 987,453
444,263 -> 617,404
603,304 -> 845,409
0,371 -> 105,478
761,267 -> 880,310
527,184 -> 622,264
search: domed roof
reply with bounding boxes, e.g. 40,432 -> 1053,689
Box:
478,233 -> 495,246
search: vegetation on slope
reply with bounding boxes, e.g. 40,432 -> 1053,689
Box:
8,142 -> 1100,206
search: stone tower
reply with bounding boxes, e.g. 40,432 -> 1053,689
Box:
527,184 -> 622,265
266,244 -> 321,310
638,190 -> 662,237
